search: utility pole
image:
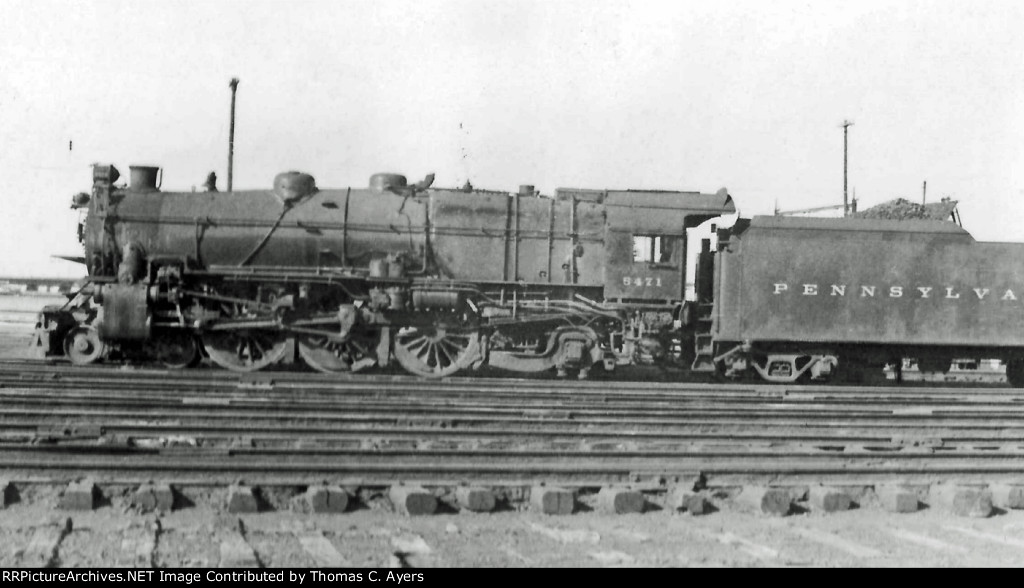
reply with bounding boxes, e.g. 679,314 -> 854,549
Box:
227,77 -> 240,192
841,120 -> 854,216
922,180 -> 927,205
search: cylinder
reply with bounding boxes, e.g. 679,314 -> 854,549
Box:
129,166 -> 161,192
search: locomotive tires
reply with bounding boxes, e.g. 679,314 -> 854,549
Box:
393,326 -> 481,378
63,326 -> 106,365
298,331 -> 380,374
202,330 -> 289,372
1007,358 -> 1024,388
145,331 -> 201,369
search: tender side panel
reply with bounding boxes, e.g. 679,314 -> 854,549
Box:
715,216 -> 1024,347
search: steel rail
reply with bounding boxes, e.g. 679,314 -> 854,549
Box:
0,359 -> 1014,396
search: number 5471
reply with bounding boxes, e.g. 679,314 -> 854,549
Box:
623,277 -> 662,287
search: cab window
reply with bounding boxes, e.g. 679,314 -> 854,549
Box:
632,235 -> 678,264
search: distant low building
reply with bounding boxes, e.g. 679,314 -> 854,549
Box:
0,278 -> 77,295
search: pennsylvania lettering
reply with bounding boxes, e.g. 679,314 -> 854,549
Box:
772,283 -> 1020,301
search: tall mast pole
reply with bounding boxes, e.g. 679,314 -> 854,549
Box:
228,77 -> 240,192
841,120 -> 854,217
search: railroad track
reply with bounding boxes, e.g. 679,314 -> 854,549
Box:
1,362 -> 1024,493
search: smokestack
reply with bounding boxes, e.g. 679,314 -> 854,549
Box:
228,78 -> 239,192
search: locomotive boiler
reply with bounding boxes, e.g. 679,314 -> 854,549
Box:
35,164 -> 735,378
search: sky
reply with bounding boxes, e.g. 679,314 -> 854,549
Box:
1,0 -> 1022,278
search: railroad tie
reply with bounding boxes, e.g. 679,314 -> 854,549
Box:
132,483 -> 174,513
991,483 -> 1024,510
875,486 -> 920,513
669,488 -> 709,515
60,479 -> 98,511
531,486 -> 575,515
938,485 -> 994,518
390,486 -> 437,516
455,487 -> 496,513
226,484 -> 259,514
738,486 -> 794,517
0,480 -> 13,508
809,486 -> 853,514
304,485 -> 350,514
596,486 -> 645,514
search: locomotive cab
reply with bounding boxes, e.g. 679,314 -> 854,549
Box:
592,188 -> 735,367
601,188 -> 734,303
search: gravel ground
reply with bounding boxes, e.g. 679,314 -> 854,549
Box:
2,493 -> 1024,567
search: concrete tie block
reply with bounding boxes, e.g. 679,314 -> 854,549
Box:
389,486 -> 437,516
455,487 -> 496,512
951,487 -> 993,518
226,485 -> 259,513
668,487 -> 709,515
810,487 -> 853,513
991,484 -> 1024,510
685,496 -> 709,515
0,480 -> 12,509
305,486 -> 349,514
531,486 -> 575,515
670,489 -> 709,516
597,487 -> 645,514
60,479 -> 97,511
740,487 -> 792,516
876,487 -> 919,513
132,484 -> 174,513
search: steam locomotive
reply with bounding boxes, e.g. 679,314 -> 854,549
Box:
34,164 -> 1024,386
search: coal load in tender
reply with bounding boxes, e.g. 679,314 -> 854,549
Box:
852,198 -> 928,220
851,198 -> 958,221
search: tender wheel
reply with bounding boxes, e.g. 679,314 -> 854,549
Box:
202,330 -> 288,372
393,326 -> 480,378
145,331 -> 200,369
298,330 -> 380,374
63,326 -> 106,365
